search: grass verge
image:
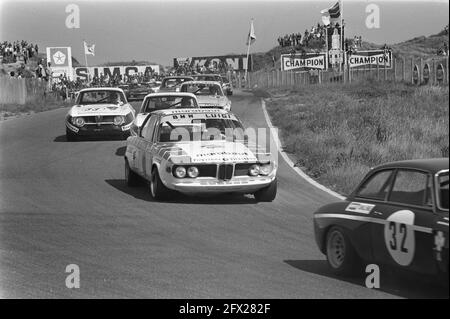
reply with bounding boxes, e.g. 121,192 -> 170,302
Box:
0,95 -> 71,121
264,80 -> 449,195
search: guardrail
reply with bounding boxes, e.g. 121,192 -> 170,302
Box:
240,56 -> 449,89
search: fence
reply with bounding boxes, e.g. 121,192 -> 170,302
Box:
0,77 -> 50,105
238,56 -> 449,89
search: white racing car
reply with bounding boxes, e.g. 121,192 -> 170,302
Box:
124,108 -> 277,201
179,81 -> 231,111
130,92 -> 200,135
65,87 -> 135,140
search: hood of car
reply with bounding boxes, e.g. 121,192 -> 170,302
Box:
172,140 -> 258,163
196,95 -> 228,107
69,104 -> 132,117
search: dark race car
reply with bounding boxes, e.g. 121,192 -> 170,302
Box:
126,82 -> 160,101
313,158 -> 449,282
158,76 -> 194,93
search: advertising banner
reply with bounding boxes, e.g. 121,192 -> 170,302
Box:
173,55 -> 250,71
46,47 -> 73,79
347,50 -> 393,69
73,65 -> 160,81
281,52 -> 327,71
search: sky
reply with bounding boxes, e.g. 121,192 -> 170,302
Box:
0,0 -> 448,66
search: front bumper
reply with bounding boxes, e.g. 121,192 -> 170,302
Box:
164,175 -> 275,194
66,120 -> 132,137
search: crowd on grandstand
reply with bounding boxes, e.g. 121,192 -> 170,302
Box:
1,40 -> 39,64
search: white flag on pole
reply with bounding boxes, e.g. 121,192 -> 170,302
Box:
84,41 -> 95,56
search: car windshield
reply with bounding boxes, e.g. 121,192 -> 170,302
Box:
180,83 -> 223,96
437,171 -> 449,210
143,96 -> 198,112
157,113 -> 244,142
161,78 -> 192,88
78,90 -> 126,105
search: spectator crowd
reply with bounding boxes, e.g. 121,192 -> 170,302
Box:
1,40 -> 39,64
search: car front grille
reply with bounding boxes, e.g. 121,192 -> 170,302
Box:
83,115 -> 116,125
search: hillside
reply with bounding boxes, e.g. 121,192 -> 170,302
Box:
251,28 -> 449,71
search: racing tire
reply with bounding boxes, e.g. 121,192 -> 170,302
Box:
125,160 -> 141,187
325,226 -> 361,276
150,167 -> 170,200
254,178 -> 277,202
66,128 -> 77,142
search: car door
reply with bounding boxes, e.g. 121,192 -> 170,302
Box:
135,114 -> 158,177
350,169 -> 396,262
370,169 -> 438,274
140,115 -> 159,180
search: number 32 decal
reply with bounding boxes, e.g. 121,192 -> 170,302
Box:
384,210 -> 415,266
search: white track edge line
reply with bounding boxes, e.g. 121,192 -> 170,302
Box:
261,98 -> 345,201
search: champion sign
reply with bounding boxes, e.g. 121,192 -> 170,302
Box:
281,53 -> 327,71
348,50 -> 393,69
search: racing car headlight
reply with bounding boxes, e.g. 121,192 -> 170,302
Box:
248,164 -> 260,176
187,166 -> 199,178
72,117 -> 85,127
259,164 -> 272,176
113,116 -> 125,126
174,166 -> 187,178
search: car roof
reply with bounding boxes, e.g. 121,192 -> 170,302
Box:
79,87 -> 125,93
143,92 -> 198,99
193,74 -> 220,77
181,80 -> 221,86
151,108 -> 231,116
162,76 -> 194,80
374,158 -> 449,174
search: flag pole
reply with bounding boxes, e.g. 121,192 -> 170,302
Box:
340,0 -> 345,71
244,19 -> 253,81
83,40 -> 90,83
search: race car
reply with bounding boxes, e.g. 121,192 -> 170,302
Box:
179,81 -> 231,111
124,108 -> 277,201
158,76 -> 194,93
65,87 -> 135,141
126,82 -> 159,101
131,92 -> 199,133
314,158 -> 449,281
192,74 -> 232,95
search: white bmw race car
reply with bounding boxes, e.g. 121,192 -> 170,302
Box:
124,108 -> 277,201
65,87 -> 135,140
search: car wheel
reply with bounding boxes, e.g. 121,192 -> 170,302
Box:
66,128 -> 77,141
325,226 -> 361,276
150,167 -> 170,200
125,160 -> 140,187
254,178 -> 277,202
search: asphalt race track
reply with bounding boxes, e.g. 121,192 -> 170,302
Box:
0,91 -> 447,298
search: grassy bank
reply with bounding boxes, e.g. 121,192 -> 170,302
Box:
264,80 -> 449,195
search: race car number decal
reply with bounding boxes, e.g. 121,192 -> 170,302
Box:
345,202 -> 375,214
384,210 -> 415,266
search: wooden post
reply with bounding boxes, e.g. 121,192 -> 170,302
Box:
432,59 -> 436,85
411,58 -> 414,84
393,58 -> 397,82
377,62 -> 380,81
420,58 -> 423,84
402,57 -> 406,82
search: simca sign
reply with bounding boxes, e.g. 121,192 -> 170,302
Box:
74,65 -> 160,81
